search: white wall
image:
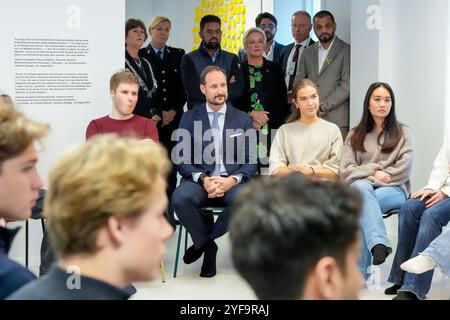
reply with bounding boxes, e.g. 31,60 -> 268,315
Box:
322,0 -> 351,44
351,0 -> 450,190
1,0 -> 125,271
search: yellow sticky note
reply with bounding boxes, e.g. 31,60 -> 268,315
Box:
194,35 -> 201,43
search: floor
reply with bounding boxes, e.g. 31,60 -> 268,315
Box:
132,215 -> 450,300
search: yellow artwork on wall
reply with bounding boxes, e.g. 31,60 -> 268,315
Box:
192,0 -> 246,54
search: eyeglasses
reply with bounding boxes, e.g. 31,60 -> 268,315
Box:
258,23 -> 276,31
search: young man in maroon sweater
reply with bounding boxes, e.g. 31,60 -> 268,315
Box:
86,70 -> 158,142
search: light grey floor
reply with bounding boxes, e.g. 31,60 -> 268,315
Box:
132,215 -> 450,300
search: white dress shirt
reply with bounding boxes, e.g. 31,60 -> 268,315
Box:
318,37 -> 336,73
285,37 -> 311,87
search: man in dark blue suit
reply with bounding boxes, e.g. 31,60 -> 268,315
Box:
279,11 -> 315,96
171,66 -> 257,278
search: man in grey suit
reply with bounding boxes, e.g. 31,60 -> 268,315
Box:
294,10 -> 350,137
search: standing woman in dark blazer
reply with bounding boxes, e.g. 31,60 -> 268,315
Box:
139,16 -> 186,201
236,27 -> 290,172
125,19 -> 160,125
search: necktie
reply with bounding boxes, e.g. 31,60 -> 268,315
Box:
288,44 -> 301,91
210,112 -> 222,176
157,50 -> 163,60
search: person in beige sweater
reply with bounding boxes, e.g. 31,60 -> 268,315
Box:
269,79 -> 342,179
340,82 -> 414,280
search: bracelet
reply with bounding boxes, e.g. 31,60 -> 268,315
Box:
310,167 -> 315,175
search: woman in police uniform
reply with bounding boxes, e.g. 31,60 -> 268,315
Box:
140,16 -> 186,202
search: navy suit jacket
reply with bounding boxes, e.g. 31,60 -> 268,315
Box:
174,104 -> 257,182
280,39 -> 316,77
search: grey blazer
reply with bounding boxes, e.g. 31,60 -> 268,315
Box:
294,36 -> 350,129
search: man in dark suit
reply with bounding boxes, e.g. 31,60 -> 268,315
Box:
181,15 -> 244,110
279,11 -> 315,96
171,66 -> 257,278
238,12 -> 285,65
294,10 -> 350,137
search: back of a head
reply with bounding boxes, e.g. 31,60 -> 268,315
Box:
229,174 -> 361,299
0,105 -> 48,174
44,134 -> 170,258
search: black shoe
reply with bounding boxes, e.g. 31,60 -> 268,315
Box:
123,284 -> 137,295
393,291 -> 419,300
183,245 -> 205,264
372,244 -> 389,265
200,240 -> 218,278
385,284 -> 402,295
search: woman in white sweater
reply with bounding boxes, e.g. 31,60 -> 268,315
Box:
386,135 -> 450,300
340,82 -> 414,281
269,79 -> 342,179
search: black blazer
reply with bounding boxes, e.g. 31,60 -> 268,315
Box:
139,45 -> 186,146
236,58 -> 290,130
280,38 -> 316,77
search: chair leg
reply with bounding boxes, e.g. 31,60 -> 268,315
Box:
184,228 -> 188,253
160,259 -> 166,283
173,224 -> 183,278
25,220 -> 29,269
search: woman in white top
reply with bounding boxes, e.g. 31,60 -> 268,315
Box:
269,79 -> 342,179
386,135 -> 450,300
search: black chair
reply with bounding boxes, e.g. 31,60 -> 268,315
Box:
172,207 -> 225,278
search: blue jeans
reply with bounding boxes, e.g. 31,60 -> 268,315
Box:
421,221 -> 450,277
388,197 -> 450,299
350,180 -> 406,279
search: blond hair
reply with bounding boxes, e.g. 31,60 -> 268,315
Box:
45,134 -> 170,257
0,106 -> 49,171
148,16 -> 171,32
243,27 -> 267,48
109,69 -> 139,92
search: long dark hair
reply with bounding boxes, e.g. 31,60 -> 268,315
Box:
350,82 -> 402,153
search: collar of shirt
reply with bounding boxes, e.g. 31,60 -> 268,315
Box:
206,103 -> 227,116
263,41 -> 275,61
151,44 -> 165,57
206,103 -> 226,129
296,37 -> 311,48
211,48 -> 220,63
